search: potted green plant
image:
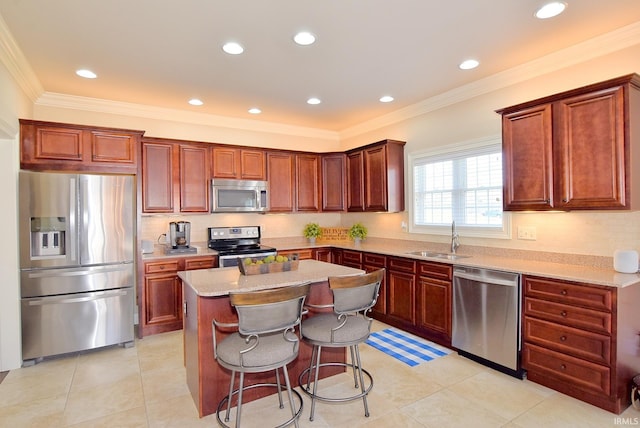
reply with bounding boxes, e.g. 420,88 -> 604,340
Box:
348,222 -> 368,244
303,222 -> 322,244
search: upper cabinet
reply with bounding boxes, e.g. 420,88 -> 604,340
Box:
498,74 -> 640,211
266,151 -> 321,212
211,147 -> 265,180
142,137 -> 210,213
20,119 -> 144,173
347,139 -> 406,212
321,153 -> 346,212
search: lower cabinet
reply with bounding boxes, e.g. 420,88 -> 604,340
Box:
416,261 -> 452,345
363,252 -> 387,317
387,257 -> 417,327
142,255 -> 216,335
522,275 -> 639,414
313,247 -> 333,262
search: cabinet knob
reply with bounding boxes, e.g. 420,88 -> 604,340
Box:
560,364 -> 566,370
561,289 -> 568,296
160,265 -> 165,270
560,310 -> 567,317
560,335 -> 567,342
562,198 -> 568,203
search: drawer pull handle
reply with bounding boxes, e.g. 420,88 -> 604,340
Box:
160,266 -> 165,270
560,335 -> 567,342
561,289 -> 568,296
560,310 -> 567,317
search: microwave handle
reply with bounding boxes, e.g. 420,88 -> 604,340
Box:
258,188 -> 268,211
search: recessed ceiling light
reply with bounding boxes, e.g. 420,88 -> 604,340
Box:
379,95 -> 394,103
76,69 -> 97,79
248,107 -> 262,114
535,2 -> 567,19
222,42 -> 244,55
294,31 -> 316,46
459,59 -> 479,70
307,97 -> 321,105
188,98 -> 203,106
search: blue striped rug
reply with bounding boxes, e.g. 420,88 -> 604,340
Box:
365,328 -> 452,367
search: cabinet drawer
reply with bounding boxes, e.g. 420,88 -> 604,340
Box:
279,249 -> 314,260
524,297 -> 611,334
523,343 -> 610,396
342,250 -> 362,264
524,317 -> 611,365
524,276 -> 612,311
145,260 -> 180,274
184,257 -> 216,270
418,261 -> 452,281
363,253 -> 386,267
388,256 -> 416,273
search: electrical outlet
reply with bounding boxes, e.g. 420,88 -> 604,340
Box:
401,221 -> 408,231
517,226 -> 537,240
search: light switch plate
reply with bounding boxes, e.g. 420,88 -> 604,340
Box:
517,226 -> 537,240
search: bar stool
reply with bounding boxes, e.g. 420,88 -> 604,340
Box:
213,282 -> 310,428
298,269 -> 384,421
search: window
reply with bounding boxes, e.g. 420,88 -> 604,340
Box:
409,136 -> 510,239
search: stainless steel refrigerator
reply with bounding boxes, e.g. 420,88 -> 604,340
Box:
19,171 -> 135,362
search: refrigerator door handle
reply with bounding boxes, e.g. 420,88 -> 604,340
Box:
26,289 -> 129,305
69,176 -> 78,263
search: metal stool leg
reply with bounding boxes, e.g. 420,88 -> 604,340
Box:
274,368 -> 284,409
225,370 -> 236,422
349,345 -> 359,388
354,344 -> 369,417
236,371 -> 245,428
309,345 -> 323,421
282,364 -> 300,428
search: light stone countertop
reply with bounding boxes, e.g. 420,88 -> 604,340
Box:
178,259 -> 364,297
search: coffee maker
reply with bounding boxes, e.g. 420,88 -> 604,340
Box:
166,221 -> 197,254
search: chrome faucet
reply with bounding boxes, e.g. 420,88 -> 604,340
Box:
450,221 -> 460,254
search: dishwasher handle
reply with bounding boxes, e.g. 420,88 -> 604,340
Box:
453,270 -> 519,287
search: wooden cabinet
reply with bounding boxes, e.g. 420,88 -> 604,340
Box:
142,138 -> 210,213
295,153 -> 321,212
321,153 -> 346,211
521,275 -> 640,414
277,248 -> 314,260
341,249 -> 363,269
416,261 -> 452,345
267,151 -> 295,212
346,139 -> 405,212
142,256 -> 216,336
313,248 -> 333,262
211,146 -> 265,180
20,119 -> 143,173
386,256 -> 416,326
498,74 -> 640,211
362,252 -> 387,317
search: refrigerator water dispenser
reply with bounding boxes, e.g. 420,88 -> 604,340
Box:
30,217 -> 66,258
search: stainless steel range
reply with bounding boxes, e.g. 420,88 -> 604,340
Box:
208,226 -> 276,267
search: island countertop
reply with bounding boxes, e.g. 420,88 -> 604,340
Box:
178,259 -> 364,297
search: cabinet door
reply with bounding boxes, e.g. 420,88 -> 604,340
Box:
33,126 -> 84,162
296,154 -> 320,212
144,274 -> 182,328
267,152 -> 295,212
387,270 -> 416,325
502,104 -> 554,210
240,149 -> 266,180
313,248 -> 333,262
142,142 -> 174,212
554,86 -> 627,209
321,153 -> 346,211
417,276 -> 451,337
211,147 -> 238,178
363,145 -> 388,211
90,130 -> 137,166
347,151 -> 365,211
179,144 -> 210,212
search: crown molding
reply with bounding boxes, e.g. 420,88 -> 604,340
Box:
339,21 -> 640,140
0,115 -> 18,139
35,92 -> 340,141
0,14 -> 43,102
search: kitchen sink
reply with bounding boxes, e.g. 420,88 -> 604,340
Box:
405,251 -> 471,260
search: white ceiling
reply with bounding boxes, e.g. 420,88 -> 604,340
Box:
1,1 -> 640,132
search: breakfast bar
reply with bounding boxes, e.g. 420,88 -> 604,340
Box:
178,259 -> 364,418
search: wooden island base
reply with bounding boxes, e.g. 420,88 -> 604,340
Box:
184,279 -> 346,418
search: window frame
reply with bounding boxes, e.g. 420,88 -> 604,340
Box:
408,135 -> 511,239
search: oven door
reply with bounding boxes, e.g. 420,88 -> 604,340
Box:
218,251 -> 277,268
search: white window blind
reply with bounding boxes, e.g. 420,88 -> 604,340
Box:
410,138 -> 510,238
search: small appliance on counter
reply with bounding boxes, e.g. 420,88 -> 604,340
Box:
208,226 -> 276,267
165,221 -> 197,254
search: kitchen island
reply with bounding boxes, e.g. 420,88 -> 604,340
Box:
178,259 -> 364,418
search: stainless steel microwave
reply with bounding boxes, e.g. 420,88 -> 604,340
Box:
210,179 -> 269,213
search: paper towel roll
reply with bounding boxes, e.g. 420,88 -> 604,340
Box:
614,250 -> 639,274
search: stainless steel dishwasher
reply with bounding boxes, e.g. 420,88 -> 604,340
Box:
452,266 -> 524,378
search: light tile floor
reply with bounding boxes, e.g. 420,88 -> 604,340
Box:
1,321 -> 638,427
